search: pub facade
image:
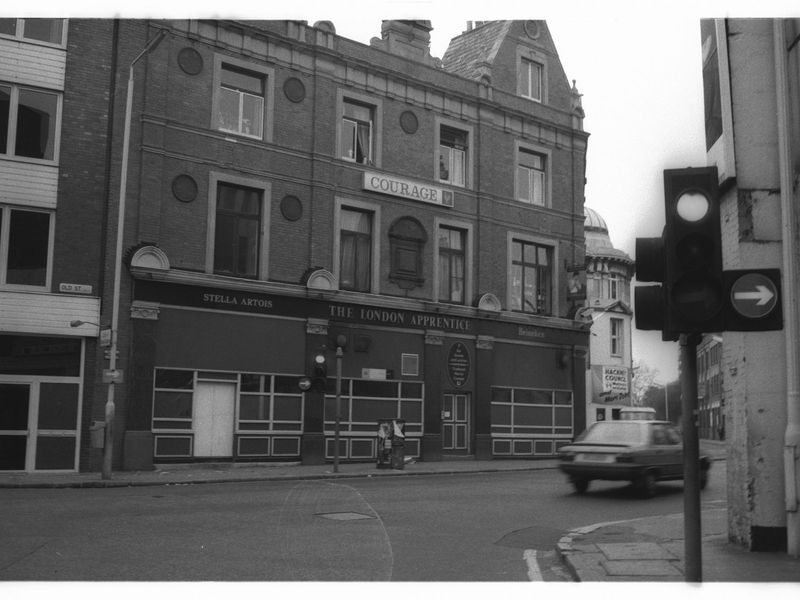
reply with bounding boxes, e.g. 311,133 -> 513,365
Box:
43,18 -> 590,471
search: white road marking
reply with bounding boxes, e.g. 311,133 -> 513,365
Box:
524,548 -> 543,581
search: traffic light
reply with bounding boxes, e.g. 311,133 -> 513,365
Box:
312,353 -> 328,391
662,166 -> 724,336
634,167 -> 723,340
634,234 -> 669,337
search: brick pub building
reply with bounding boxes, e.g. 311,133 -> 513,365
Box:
4,19 -> 591,472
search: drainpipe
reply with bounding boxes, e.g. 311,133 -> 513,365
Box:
774,19 -> 800,557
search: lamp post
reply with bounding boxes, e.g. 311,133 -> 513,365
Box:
333,335 -> 347,474
103,28 -> 167,480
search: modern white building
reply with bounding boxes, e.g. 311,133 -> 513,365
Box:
581,206 -> 634,425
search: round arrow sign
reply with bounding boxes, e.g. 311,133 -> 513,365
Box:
730,272 -> 778,318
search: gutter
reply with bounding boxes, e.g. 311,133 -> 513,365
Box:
774,19 -> 800,557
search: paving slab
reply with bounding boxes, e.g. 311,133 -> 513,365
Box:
602,559 -> 683,578
598,542 -> 678,560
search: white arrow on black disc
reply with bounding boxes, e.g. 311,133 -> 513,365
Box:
733,285 -> 774,306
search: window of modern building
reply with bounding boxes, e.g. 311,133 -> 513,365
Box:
510,238 -> 553,314
517,148 -> 546,206
610,317 -> 624,356
439,125 -> 467,187
213,182 -> 263,279
339,207 -> 373,292
0,18 -> 65,46
438,226 -> 465,304
216,64 -> 265,139
341,99 -> 374,164
0,206 -> 52,287
0,83 -> 61,161
519,56 -> 543,102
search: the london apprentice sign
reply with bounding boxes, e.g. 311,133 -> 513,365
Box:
329,303 -> 471,333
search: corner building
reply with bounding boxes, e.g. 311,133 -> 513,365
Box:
106,19 -> 589,469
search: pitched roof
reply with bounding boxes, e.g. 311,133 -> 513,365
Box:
441,21 -> 513,81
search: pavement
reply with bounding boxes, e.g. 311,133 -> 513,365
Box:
2,439 -> 799,583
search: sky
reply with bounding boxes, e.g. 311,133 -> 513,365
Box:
26,0 -> 798,383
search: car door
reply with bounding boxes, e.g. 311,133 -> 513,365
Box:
663,424 -> 684,477
650,424 -> 682,477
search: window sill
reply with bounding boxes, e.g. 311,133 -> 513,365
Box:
217,128 -> 264,142
0,154 -> 59,168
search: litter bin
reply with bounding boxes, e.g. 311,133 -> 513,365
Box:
390,419 -> 406,470
376,420 -> 393,469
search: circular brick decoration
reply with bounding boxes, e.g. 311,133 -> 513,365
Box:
280,195 -> 303,221
171,174 -> 198,203
283,77 -> 306,103
400,110 -> 418,134
177,47 -> 203,75
524,20 -> 540,40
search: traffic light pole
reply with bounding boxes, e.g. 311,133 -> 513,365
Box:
680,333 -> 702,582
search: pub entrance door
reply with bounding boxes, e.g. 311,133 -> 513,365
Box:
441,393 -> 469,454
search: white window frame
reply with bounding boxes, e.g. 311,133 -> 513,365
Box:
434,217 -> 473,305
336,89 -> 382,167
506,231 -> 559,314
609,273 -> 619,300
610,318 -> 624,357
205,171 -> 271,280
0,204 -> 54,290
515,142 -> 551,207
211,55 -> 274,142
436,119 -> 473,188
517,49 -> 547,103
0,18 -> 68,48
0,82 -> 63,164
333,197 -> 381,294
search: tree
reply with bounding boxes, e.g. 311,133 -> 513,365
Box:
631,360 -> 658,406
641,380 -> 682,423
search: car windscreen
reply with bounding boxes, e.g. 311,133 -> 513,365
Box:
577,422 -> 645,444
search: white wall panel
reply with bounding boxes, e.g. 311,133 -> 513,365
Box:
0,291 -> 100,336
0,161 -> 59,209
0,39 -> 66,90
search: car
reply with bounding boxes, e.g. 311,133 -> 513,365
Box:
557,419 -> 710,498
619,406 -> 656,420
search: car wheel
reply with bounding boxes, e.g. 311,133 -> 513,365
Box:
637,471 -> 657,498
572,478 -> 590,494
